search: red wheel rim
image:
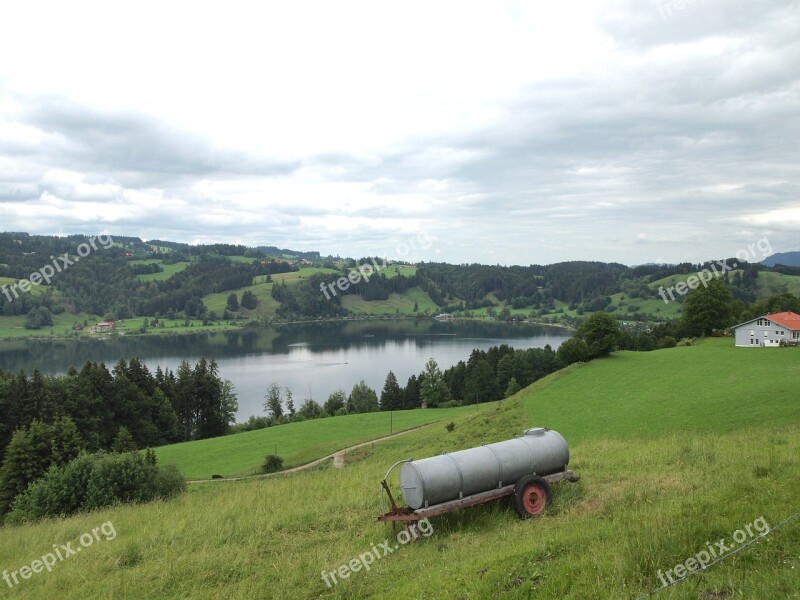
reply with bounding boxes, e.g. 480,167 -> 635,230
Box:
522,483 -> 546,515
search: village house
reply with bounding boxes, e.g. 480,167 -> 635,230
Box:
732,311 -> 800,347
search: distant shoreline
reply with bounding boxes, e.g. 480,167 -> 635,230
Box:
0,315 -> 574,345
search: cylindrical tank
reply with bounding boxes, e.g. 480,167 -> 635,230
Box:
399,428 -> 569,510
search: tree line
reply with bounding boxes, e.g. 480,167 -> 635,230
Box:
0,357 -> 238,462
236,343 -> 568,434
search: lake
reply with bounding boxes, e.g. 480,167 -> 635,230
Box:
0,320 -> 571,420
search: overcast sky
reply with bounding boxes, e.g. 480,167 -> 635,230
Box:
0,0 -> 797,265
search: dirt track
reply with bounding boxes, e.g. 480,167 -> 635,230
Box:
188,424 -> 427,483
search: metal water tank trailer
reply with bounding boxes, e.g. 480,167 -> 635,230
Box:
399,427 -> 570,510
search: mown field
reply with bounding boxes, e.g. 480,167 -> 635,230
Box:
1,339 -> 798,599
155,404 -> 493,479
340,286 -> 439,316
131,260 -> 191,282
523,338 -> 800,443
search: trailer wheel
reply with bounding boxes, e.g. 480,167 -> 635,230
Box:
513,475 -> 552,519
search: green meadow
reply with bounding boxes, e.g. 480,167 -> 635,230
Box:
154,404 -> 492,479
1,338 -> 798,599
131,260 -> 191,282
340,286 -> 439,316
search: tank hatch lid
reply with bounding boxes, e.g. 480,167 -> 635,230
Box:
524,427 -> 547,436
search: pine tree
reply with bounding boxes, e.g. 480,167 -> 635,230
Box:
241,290 -> 258,309
380,371 -> 402,411
0,428 -> 36,516
112,426 -> 137,453
49,416 -> 85,466
226,293 -> 239,311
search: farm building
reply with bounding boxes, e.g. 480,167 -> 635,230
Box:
732,311 -> 800,347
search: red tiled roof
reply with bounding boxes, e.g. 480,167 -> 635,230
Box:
767,311 -> 800,330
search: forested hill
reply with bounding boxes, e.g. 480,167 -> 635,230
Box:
0,233 -> 299,322
419,261 -> 630,305
1,232 -> 799,328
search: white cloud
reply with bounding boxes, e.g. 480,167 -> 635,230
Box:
0,0 -> 797,264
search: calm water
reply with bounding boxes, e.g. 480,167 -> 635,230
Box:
0,320 -> 570,420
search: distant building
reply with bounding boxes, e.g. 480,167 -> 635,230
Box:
732,311 -> 800,347
96,321 -> 115,330
435,313 -> 454,321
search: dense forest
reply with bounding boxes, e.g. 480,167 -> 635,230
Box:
0,357 -> 237,458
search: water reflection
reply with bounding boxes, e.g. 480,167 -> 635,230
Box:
0,320 -> 570,419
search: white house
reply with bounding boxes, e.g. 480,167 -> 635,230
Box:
732,311 -> 800,347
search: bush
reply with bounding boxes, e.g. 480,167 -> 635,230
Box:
676,338 -> 694,347
445,422 -> 455,433
657,336 -> 678,349
84,452 -> 159,508
557,337 -> 590,365
6,454 -> 95,521
5,452 -> 186,524
261,455 -> 284,474
154,465 -> 187,498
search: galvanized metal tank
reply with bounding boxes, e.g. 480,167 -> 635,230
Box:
399,428 -> 569,510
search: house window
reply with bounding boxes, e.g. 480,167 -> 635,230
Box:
750,330 -> 754,336
764,331 -> 768,337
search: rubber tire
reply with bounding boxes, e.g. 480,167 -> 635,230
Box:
512,475 -> 552,519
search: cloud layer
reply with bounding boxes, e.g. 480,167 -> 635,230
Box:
0,0 -> 797,264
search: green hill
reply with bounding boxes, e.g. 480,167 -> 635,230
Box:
1,341 -> 798,599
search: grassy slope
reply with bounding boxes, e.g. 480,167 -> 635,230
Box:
203,267 -> 339,320
341,286 -> 439,315
524,338 -> 800,443
1,393 -> 798,598
155,404 -> 491,479
756,271 -> 800,297
2,340 -> 800,599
